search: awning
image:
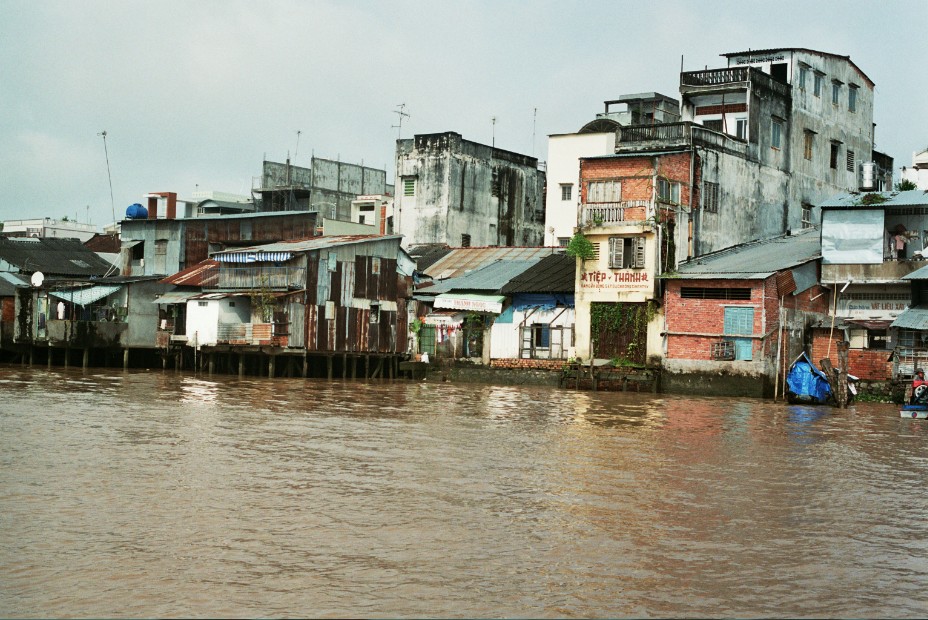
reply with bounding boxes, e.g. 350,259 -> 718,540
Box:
213,251 -> 293,263
152,291 -> 199,304
49,284 -> 122,306
434,293 -> 505,314
892,306 -> 928,330
122,240 -> 143,249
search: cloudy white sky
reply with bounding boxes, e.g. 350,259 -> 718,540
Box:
1,0 -> 925,228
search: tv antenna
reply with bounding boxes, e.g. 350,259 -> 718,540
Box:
294,130 -> 302,160
531,107 -> 537,156
491,116 -> 497,148
392,104 -> 409,139
98,130 -> 116,224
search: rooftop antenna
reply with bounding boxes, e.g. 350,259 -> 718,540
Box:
392,103 -> 409,139
531,107 -> 537,156
491,116 -> 497,148
294,130 -> 302,160
98,130 -> 116,224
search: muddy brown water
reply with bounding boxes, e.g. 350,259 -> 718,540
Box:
2,365 -> 928,618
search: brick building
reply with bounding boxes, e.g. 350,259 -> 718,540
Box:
661,229 -> 829,397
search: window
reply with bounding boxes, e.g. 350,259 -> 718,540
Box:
358,215 -> 366,224
869,330 -> 889,349
830,142 -> 841,169
832,80 -> 842,105
608,236 -> 646,269
735,118 -> 747,140
703,119 -> 724,132
370,303 -> 380,324
403,177 -> 416,196
557,237 -> 570,248
131,242 -> 144,261
228,301 -> 235,307
813,72 -> 824,97
771,118 -> 783,149
657,178 -> 681,204
198,301 -> 208,307
587,180 -> 621,203
371,257 -> 381,275
849,85 -> 858,112
723,306 -> 755,361
154,239 -> 167,255
461,233 -> 471,248
680,287 -> 751,300
847,149 -> 855,173
803,130 -> 815,160
560,184 -> 572,201
328,251 -> 338,272
703,181 -> 719,213
798,64 -> 809,89
802,203 -> 813,229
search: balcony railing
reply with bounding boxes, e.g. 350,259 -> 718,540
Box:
580,200 -> 651,226
616,122 -> 747,157
681,66 -> 790,99
211,266 -> 305,290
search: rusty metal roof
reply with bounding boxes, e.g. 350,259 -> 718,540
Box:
160,259 -> 219,286
210,235 -> 402,256
423,260 -> 544,294
424,246 -> 557,280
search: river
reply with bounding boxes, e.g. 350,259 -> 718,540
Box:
2,365 -> 928,617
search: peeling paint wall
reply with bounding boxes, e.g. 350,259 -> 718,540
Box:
395,132 -> 545,247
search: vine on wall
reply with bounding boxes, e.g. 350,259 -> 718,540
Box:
590,301 -> 658,364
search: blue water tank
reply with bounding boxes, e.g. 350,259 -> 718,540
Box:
125,203 -> 148,219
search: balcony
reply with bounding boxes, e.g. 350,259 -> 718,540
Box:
680,66 -> 791,99
615,122 -> 747,158
823,260 -> 928,284
216,322 -> 287,347
210,266 -> 306,290
580,200 -> 651,227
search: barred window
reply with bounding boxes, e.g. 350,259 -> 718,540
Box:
703,182 -> 719,213
680,287 -> 751,300
847,149 -> 855,173
802,203 -> 813,229
403,178 -> 416,196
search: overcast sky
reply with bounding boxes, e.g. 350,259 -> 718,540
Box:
1,0 -> 925,229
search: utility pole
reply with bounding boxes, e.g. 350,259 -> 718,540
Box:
392,104 -> 410,139
294,130 -> 302,160
491,116 -> 497,148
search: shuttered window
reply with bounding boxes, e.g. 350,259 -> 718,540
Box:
609,237 -> 646,269
587,180 -> 621,203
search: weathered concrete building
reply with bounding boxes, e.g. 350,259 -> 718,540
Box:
394,132 -> 546,248
253,158 -> 394,220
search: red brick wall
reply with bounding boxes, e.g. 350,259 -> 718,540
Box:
579,153 -> 693,211
810,328 -> 893,380
490,359 -> 566,371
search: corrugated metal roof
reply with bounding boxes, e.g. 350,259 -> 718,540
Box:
0,272 -> 26,296
903,264 -> 928,280
152,291 -> 199,304
423,260 -> 544,294
49,284 -> 122,306
892,306 -> 928,330
407,243 -> 453,271
0,237 -> 115,277
820,189 -> 928,209
160,260 -> 219,286
501,253 -> 576,294
424,246 -> 556,279
671,228 -> 821,279
210,235 -> 402,256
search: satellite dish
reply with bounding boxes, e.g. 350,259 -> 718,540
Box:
30,272 -> 44,287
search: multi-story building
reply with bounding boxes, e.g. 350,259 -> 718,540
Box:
394,132 -> 546,248
1,218 -> 98,242
570,47 -> 893,365
544,93 -> 680,247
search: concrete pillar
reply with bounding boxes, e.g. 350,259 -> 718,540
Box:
64,348 -> 70,368
208,353 -> 215,376
123,348 -> 129,370
82,348 -> 89,369
327,355 -> 333,380
342,353 -> 347,379
239,354 -> 245,378
268,355 -> 275,378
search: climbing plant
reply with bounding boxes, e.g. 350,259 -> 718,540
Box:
895,179 -> 918,191
249,274 -> 275,323
590,301 -> 658,365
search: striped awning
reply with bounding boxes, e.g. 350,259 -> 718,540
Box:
49,284 -> 122,306
213,251 -> 293,263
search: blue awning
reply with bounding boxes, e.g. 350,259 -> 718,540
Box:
49,285 -> 122,306
213,251 -> 293,263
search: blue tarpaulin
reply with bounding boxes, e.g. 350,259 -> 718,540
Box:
785,352 -> 832,404
511,293 -> 574,311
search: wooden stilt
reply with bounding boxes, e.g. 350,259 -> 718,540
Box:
351,355 -> 357,379
239,354 -> 245,378
123,348 -> 129,371
268,355 -> 275,378
83,348 -> 89,369
327,355 -> 333,380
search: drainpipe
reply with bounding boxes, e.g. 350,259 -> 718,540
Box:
689,146 -> 697,259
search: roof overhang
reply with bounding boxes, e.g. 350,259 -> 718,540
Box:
434,293 -> 505,314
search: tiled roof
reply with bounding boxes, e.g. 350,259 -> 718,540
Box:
0,237 -> 115,277
424,246 -> 557,280
671,228 -> 821,279
501,253 -> 576,294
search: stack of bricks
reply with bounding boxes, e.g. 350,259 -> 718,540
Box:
489,359 -> 566,371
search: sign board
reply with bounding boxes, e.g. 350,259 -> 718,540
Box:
579,270 -> 651,292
